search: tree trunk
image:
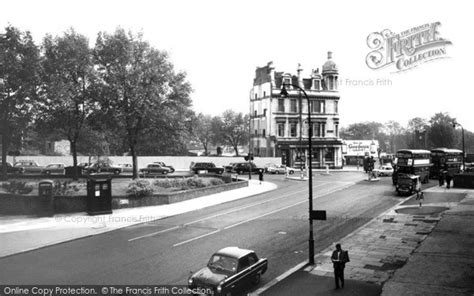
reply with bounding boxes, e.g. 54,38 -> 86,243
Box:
1,131 -> 9,181
131,145 -> 138,179
234,145 -> 239,156
71,140 -> 79,180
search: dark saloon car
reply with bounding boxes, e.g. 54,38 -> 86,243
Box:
0,161 -> 24,174
232,162 -> 264,175
188,247 -> 268,296
83,162 -> 122,175
190,162 -> 224,174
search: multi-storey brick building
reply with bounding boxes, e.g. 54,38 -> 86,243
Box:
250,52 -> 343,168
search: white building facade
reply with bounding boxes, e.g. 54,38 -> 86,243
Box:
250,52 -> 343,168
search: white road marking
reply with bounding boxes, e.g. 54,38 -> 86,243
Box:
128,226 -> 180,242
128,185 -> 325,242
172,182 -> 354,247
173,230 -> 221,247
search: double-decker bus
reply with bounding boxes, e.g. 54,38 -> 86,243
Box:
430,148 -> 463,178
394,149 -> 432,184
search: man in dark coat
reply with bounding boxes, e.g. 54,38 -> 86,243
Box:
446,172 -> 452,189
331,243 -> 350,289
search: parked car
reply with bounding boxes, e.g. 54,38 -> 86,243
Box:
13,160 -> 44,174
264,163 -> 295,174
139,163 -> 172,176
232,162 -> 264,175
153,161 -> 175,173
373,165 -> 394,177
83,163 -> 122,175
118,163 -> 134,173
190,162 -> 224,174
0,161 -> 24,174
42,163 -> 66,175
224,162 -> 237,173
188,247 -> 268,296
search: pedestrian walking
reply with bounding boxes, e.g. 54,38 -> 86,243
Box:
258,169 -> 264,184
331,243 -> 350,289
446,173 -> 452,189
416,191 -> 424,207
438,169 -> 444,187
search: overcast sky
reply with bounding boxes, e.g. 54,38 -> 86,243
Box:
2,0 -> 473,131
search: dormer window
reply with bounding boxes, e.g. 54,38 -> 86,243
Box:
313,79 -> 320,90
283,77 -> 291,88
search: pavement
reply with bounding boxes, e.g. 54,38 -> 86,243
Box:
254,185 -> 474,296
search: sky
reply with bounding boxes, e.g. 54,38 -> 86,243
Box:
2,0 -> 473,131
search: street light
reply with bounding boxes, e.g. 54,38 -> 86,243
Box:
281,83 -> 315,265
453,121 -> 466,171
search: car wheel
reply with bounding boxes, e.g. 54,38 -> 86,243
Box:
162,171 -> 168,175
170,169 -> 175,173
289,170 -> 294,175
114,170 -> 120,175
252,272 -> 261,285
45,170 -> 51,175
238,170 -> 244,175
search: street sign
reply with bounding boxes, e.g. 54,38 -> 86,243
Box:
310,210 -> 327,220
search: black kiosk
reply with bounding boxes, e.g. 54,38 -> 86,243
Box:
87,173 -> 112,215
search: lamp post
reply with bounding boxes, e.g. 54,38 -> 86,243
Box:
453,121 -> 466,171
281,83 -> 315,265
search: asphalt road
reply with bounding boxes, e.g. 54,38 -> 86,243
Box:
0,172 -> 412,292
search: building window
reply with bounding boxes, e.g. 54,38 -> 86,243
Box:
313,122 -> 326,137
263,91 -> 266,97
283,78 -> 291,87
255,94 -> 257,100
290,99 -> 297,113
335,124 -> 339,137
313,80 -> 320,90
290,123 -> 297,137
311,100 -> 325,113
278,123 -> 285,137
334,101 -> 338,114
263,108 -> 267,116
254,110 -> 257,116
278,99 -> 285,112
325,148 -> 335,161
263,129 -> 266,137
255,130 -> 258,136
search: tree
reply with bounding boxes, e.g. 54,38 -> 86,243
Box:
192,113 -> 214,156
340,122 -> 383,140
407,117 -> 429,149
427,112 -> 456,148
94,29 -> 192,178
0,25 -> 40,179
38,29 -> 98,179
212,110 -> 249,156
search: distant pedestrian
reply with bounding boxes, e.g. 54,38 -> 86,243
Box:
416,191 -> 424,207
258,169 -> 264,184
446,173 -> 452,189
438,170 -> 444,187
331,243 -> 350,289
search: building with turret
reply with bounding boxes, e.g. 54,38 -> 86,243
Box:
249,52 -> 343,168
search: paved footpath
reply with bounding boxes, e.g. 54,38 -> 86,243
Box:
256,186 -> 474,296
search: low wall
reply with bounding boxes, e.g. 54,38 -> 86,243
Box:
6,156 -> 281,171
0,180 -> 248,216
454,173 -> 474,189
